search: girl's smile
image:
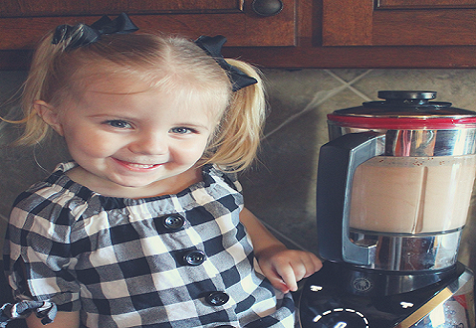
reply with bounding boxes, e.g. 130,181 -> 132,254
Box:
39,81 -> 219,198
112,159 -> 163,171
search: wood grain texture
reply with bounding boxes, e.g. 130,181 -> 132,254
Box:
4,0 -> 476,69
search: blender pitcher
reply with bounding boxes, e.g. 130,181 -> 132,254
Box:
317,90 -> 476,273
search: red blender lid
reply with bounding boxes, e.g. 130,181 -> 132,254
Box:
328,91 -> 476,129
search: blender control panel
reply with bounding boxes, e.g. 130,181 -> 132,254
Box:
297,262 -> 460,328
309,305 -> 370,328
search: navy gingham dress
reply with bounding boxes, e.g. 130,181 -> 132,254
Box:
2,162 -> 295,328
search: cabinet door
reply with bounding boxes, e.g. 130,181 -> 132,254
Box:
322,0 -> 476,46
0,0 -> 296,50
0,0 -> 243,17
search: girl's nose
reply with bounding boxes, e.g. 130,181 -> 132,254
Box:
129,132 -> 168,155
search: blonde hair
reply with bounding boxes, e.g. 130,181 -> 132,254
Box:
6,26 -> 266,171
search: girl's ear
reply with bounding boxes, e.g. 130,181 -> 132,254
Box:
34,100 -> 64,136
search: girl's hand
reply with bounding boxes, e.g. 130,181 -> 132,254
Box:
238,208 -> 322,293
256,245 -> 322,293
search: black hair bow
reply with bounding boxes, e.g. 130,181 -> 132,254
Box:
195,35 -> 258,92
52,13 -> 139,50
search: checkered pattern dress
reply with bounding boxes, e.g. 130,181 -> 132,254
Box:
3,162 -> 296,328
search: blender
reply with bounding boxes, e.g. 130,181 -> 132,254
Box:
298,91 -> 476,328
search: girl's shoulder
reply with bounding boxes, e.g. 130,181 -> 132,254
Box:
200,164 -> 242,193
12,161 -> 97,221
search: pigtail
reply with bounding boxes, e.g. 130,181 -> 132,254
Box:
16,31 -> 59,146
7,25 -> 87,146
207,59 -> 266,171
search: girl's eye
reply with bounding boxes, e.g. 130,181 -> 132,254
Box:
171,127 -> 193,134
105,120 -> 132,129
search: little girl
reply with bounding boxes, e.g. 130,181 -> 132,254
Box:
1,14 -> 321,328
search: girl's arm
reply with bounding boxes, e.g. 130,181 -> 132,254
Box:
26,311 -> 80,328
239,207 -> 322,293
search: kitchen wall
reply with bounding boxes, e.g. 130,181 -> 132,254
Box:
1,68 -> 476,273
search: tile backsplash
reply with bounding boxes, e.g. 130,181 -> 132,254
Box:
1,68 -> 476,273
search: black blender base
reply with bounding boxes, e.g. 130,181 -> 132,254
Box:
297,261 -> 475,328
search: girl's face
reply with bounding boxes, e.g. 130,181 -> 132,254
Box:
44,79 -> 221,198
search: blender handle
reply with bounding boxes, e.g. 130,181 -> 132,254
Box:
317,131 -> 385,266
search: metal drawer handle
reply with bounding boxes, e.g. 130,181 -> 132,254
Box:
251,0 -> 283,16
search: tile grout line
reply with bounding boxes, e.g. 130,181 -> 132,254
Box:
264,85 -> 347,140
324,69 -> 374,101
263,69 -> 373,140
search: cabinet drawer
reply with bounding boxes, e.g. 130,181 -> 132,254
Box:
0,0 -> 296,50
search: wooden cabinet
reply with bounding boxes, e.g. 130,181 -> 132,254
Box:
0,1 -> 246,17
322,0 -> 476,46
4,0 -> 476,69
0,0 -> 296,69
0,0 -> 295,49
223,0 -> 476,68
